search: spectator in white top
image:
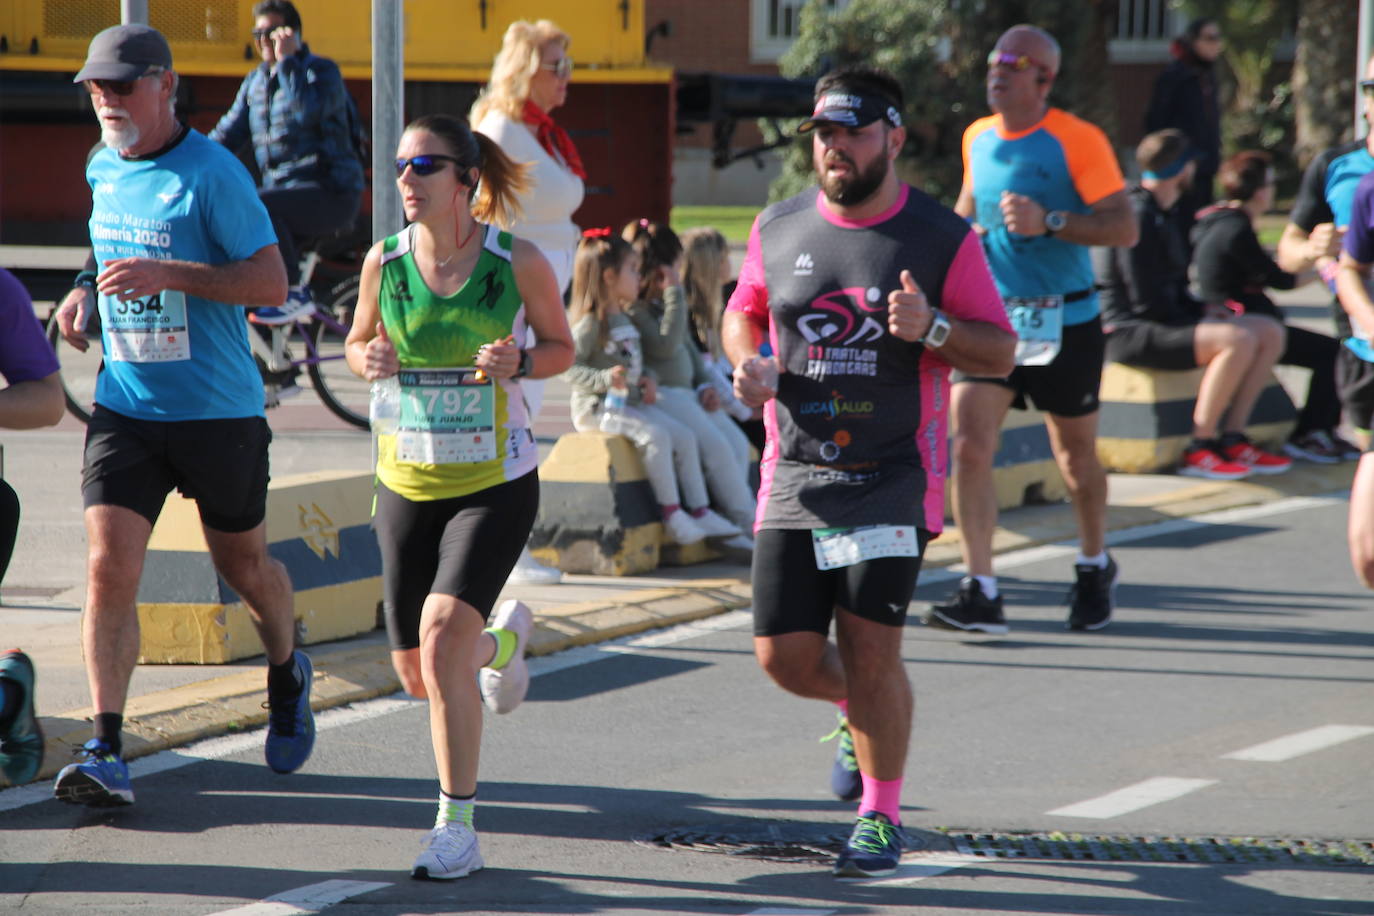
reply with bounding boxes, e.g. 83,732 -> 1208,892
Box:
470,19 -> 586,585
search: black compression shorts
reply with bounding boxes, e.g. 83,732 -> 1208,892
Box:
374,470 -> 539,651
751,526 -> 930,637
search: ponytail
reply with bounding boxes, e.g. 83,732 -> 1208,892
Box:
471,131 -> 531,229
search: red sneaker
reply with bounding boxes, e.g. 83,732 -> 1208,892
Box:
1221,439 -> 1293,475
1179,444 -> 1251,480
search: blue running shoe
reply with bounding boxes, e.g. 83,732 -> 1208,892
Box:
264,651 -> 315,774
54,739 -> 133,806
250,287 -> 316,326
1,649 -> 44,785
833,811 -> 905,878
820,712 -> 861,801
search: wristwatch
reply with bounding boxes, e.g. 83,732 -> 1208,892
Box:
73,270 -> 97,292
919,310 -> 951,348
1044,210 -> 1068,236
512,349 -> 533,379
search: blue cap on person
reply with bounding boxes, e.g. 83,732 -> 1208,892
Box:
73,24 -> 172,83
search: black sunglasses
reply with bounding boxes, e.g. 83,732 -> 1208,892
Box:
251,28 -> 273,40
84,70 -> 161,97
1362,80 -> 1374,96
394,154 -> 465,177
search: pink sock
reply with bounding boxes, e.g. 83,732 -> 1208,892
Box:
689,506 -> 708,518
836,699 -> 849,716
859,774 -> 902,825
661,504 -> 680,521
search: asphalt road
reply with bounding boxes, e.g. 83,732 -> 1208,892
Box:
2,495 -> 1371,915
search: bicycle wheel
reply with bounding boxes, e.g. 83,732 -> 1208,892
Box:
45,307 -> 103,424
306,273 -> 369,429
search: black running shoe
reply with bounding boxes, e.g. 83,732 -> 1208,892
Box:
924,579 -> 1007,635
1066,554 -> 1119,631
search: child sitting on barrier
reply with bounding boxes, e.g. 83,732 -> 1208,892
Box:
562,230 -> 718,546
622,219 -> 755,543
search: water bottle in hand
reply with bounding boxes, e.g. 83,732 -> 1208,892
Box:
370,377 -> 400,435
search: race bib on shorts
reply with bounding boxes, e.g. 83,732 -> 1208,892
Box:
394,367 -> 497,465
1006,295 -> 1063,367
812,525 -> 920,571
103,290 -> 190,363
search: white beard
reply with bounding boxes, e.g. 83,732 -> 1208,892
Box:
98,107 -> 140,151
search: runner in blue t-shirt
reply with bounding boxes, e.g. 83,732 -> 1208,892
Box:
50,25 -> 316,808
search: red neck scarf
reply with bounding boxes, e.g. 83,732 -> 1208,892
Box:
522,99 -> 586,180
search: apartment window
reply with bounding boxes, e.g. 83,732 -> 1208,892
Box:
750,0 -> 850,63
1109,0 -> 1182,63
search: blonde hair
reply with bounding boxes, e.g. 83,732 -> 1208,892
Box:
680,227 -> 729,360
469,19 -> 570,124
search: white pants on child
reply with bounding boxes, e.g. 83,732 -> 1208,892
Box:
652,386 -> 757,532
573,403 -> 710,510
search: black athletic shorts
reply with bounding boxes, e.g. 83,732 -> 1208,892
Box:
1336,346 -> 1374,432
81,405 -> 271,532
374,470 -> 539,651
954,317 -> 1105,417
751,526 -> 930,637
1104,321 -> 1199,371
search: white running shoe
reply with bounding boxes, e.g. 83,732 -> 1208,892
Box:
505,546 -> 562,585
664,510 -> 707,545
721,534 -> 755,551
691,508 -> 742,537
479,600 -> 533,714
412,822 -> 484,880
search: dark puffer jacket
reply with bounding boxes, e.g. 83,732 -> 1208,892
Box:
210,44 -> 363,195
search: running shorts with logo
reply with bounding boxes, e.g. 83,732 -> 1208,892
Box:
957,108 -> 1125,416
372,223 -> 540,646
727,184 -> 1009,633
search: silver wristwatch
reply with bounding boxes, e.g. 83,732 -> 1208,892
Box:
1044,209 -> 1068,236
920,310 -> 951,348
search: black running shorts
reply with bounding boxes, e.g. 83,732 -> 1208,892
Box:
751,527 -> 929,637
374,470 -> 539,651
81,405 -> 271,533
954,317 -> 1106,417
1336,347 -> 1374,432
1104,321 -> 1200,371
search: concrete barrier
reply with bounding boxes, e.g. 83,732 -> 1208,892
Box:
136,470 -> 381,664
1097,362 -> 1297,473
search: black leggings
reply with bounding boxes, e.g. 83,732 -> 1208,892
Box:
0,479 -> 17,587
1281,324 -> 1341,435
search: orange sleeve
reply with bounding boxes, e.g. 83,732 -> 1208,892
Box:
961,116 -> 999,193
1047,110 -> 1125,207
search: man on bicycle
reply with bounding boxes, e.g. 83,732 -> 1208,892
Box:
210,0 -> 364,325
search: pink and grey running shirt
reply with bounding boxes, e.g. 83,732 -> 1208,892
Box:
727,184 -> 1008,534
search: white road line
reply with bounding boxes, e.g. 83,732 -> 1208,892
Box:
743,909 -> 838,915
205,879 -> 391,915
1222,724 -> 1374,762
1045,777 -> 1217,819
836,852 -> 983,886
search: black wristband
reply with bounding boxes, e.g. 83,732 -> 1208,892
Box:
74,270 -> 97,291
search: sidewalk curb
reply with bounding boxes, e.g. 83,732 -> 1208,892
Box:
23,578 -> 753,784
16,462 -> 1351,787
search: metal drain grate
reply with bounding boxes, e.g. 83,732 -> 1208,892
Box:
636,821 -> 923,863
949,832 -> 1374,867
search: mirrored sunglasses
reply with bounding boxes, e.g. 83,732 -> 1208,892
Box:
394,154 -> 463,177
540,56 -> 573,79
987,50 -> 1050,74
84,70 -> 161,97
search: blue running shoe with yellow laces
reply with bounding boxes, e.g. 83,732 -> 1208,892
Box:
54,739 -> 133,806
820,712 -> 861,801
264,650 -> 315,774
834,811 -> 905,877
1,650 -> 44,786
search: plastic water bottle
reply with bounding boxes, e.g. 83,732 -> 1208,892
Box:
599,382 -> 628,436
370,377 -> 400,435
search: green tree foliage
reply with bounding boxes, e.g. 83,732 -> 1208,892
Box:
767,0 -> 1116,207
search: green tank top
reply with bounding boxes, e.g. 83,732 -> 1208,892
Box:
375,223 -> 535,501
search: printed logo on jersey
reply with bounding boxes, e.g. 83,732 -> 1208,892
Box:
798,390 -> 876,421
795,286 -> 885,378
794,253 -> 815,276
